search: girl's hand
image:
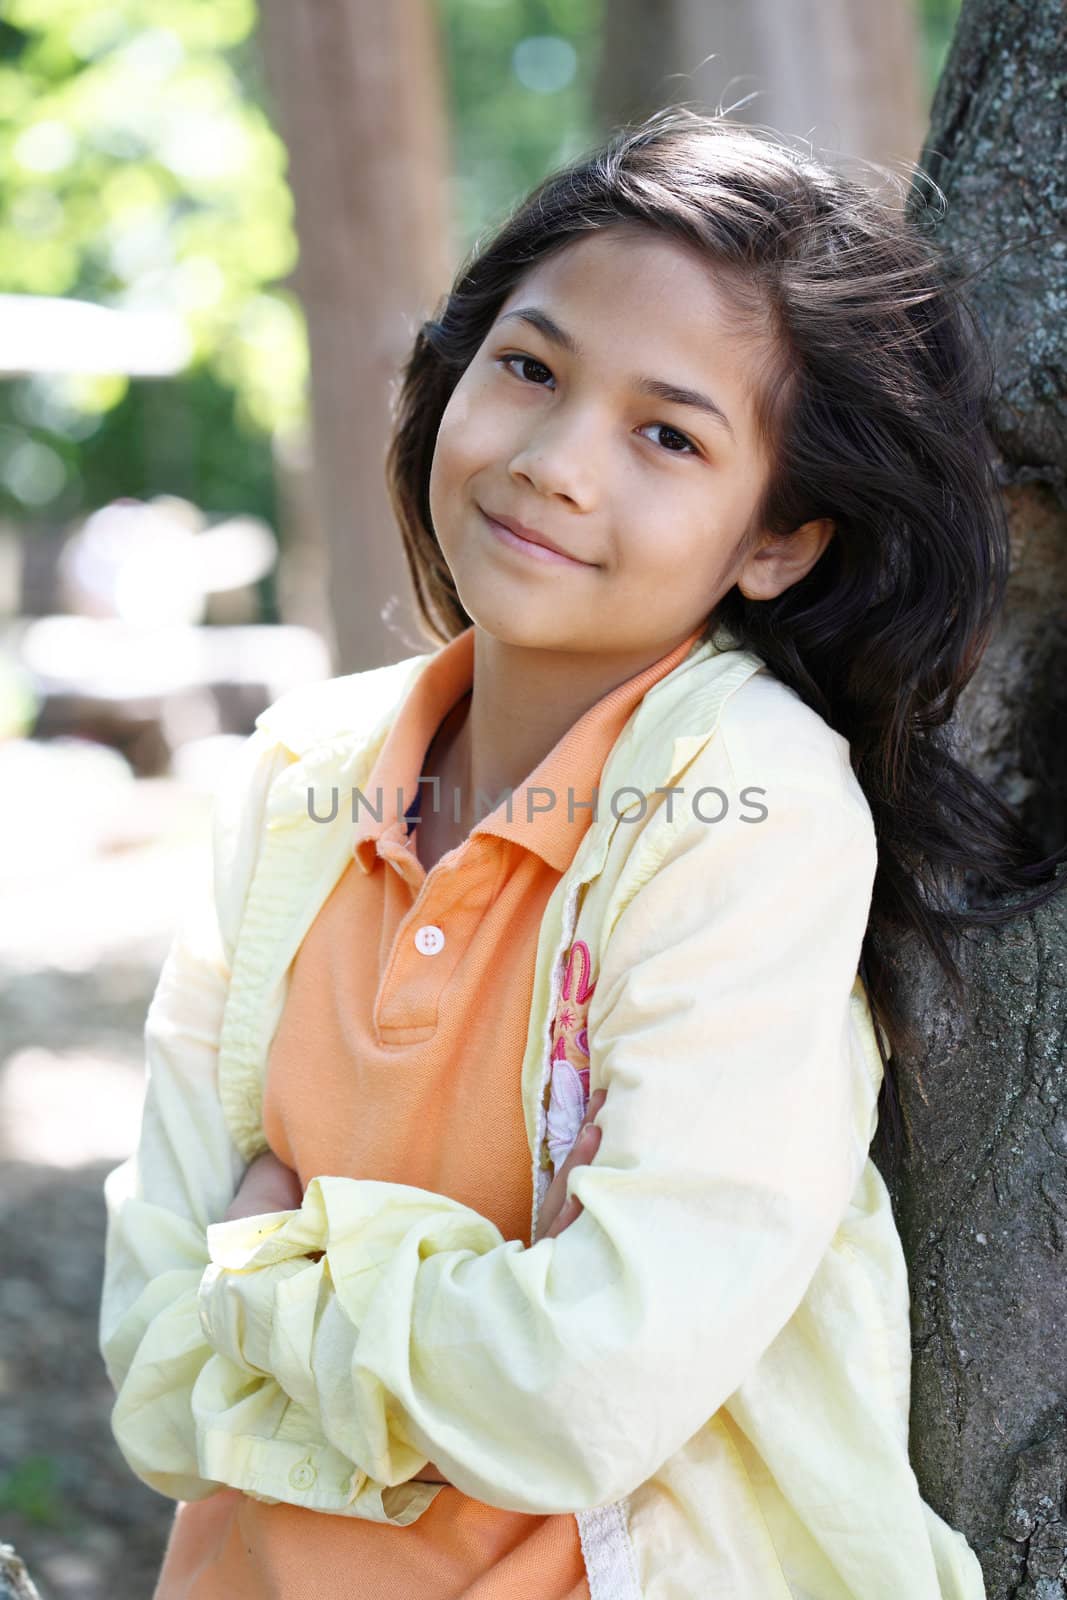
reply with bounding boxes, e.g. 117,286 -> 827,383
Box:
538,1086 -> 606,1240
411,1088 -> 607,1487
222,1150 -> 304,1223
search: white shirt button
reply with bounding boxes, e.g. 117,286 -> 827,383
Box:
414,924 -> 445,955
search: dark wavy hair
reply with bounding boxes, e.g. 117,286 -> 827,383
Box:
384,106 -> 1066,1174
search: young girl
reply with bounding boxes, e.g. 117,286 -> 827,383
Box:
99,108 -> 1065,1599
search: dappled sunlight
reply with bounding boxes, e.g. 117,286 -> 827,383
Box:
0,1048 -> 145,1168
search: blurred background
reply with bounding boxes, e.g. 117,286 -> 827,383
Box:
0,1 -> 959,1593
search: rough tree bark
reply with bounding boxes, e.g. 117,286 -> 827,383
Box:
911,0 -> 1067,856
256,0 -> 454,673
869,2 -> 1067,1595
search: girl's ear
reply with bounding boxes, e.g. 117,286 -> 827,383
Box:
736,518 -> 836,601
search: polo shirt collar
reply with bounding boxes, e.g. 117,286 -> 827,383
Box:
353,622 -> 713,875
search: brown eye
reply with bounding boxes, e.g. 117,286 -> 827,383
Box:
499,354 -> 555,387
640,423 -> 699,456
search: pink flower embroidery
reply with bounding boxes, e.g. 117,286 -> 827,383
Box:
546,939 -> 598,1169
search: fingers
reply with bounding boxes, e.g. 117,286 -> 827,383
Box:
560,1088 -> 607,1180
546,1190 -> 584,1237
542,1143 -> 596,1238
540,1088 -> 607,1239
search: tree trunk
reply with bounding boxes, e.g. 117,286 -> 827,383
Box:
869,3 -> 1067,1595
256,0 -> 454,673
873,899 -> 1067,1598
594,0 -> 927,174
912,0 -> 1067,858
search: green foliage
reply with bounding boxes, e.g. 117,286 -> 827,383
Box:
916,0 -> 963,98
0,1453 -> 73,1529
438,0 -> 603,251
0,0 -> 302,531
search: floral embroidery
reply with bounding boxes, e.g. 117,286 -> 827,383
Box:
545,939 -> 597,1170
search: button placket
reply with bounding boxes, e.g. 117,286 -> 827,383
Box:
375,839 -> 504,1038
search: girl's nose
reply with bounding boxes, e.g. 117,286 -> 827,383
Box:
509,420 -> 598,509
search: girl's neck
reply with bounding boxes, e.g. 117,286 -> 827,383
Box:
441,624 -> 697,832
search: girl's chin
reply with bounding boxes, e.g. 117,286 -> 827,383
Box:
458,598 -> 587,647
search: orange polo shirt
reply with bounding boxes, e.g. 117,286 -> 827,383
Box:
154,620 -> 705,1600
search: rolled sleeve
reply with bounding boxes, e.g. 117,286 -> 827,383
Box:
99,726 -> 439,1522
100,874 -> 248,1503
190,762 -> 880,1516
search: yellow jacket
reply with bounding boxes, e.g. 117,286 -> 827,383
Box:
99,628 -> 986,1598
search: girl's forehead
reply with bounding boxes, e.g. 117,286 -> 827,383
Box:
499,229 -> 758,342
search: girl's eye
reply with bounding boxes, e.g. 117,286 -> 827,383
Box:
640,422 -> 700,457
496,353 -> 701,458
499,353 -> 555,388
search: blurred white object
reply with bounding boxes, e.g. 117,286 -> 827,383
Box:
0,1047 -> 147,1167
58,495 -> 277,625
0,736 -> 134,883
0,740 -> 216,972
169,732 -> 251,797
0,294 -> 190,376
12,615 -> 329,703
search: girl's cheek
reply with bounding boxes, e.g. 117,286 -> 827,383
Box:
446,387 -> 473,427
436,393 -> 484,476
429,403 -> 469,507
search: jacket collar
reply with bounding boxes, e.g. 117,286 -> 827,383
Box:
257,622 -> 764,839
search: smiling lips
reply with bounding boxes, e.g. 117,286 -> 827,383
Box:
480,508 -> 593,567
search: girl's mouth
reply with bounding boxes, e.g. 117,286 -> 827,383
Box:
480,509 -> 592,568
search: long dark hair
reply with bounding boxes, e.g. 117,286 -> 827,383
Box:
385,106 -> 1066,1174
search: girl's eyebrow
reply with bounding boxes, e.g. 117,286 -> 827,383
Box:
495,305 -> 736,442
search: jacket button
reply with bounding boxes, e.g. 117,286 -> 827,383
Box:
414,924 -> 445,955
288,1460 -> 317,1491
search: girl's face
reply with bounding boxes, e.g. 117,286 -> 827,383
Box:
428,227 -> 812,658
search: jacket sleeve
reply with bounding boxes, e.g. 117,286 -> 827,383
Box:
98,725 -> 438,1522
99,887 -> 245,1501
97,725 -> 292,1501
194,747 -> 881,1517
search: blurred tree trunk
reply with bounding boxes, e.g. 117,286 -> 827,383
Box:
594,0 -> 927,172
874,2 -> 1067,1596
256,0 -> 454,672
